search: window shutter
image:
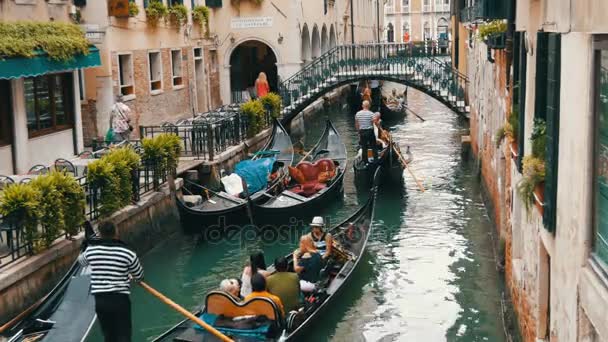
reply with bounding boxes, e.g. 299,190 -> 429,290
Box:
517,32 -> 527,172
543,33 -> 561,232
512,32 -> 521,106
535,32 -> 549,120
206,0 -> 222,7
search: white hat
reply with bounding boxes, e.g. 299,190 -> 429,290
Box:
310,216 -> 324,227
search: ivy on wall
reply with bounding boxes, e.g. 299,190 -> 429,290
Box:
0,21 -> 90,61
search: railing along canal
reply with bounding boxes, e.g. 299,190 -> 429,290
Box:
0,143 -> 176,269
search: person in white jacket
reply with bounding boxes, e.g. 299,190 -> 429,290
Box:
110,94 -> 133,142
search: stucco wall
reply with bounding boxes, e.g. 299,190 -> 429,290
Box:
0,0 -> 71,21
0,145 -> 13,175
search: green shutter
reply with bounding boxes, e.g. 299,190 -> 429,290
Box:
206,0 -> 222,7
517,32 -> 527,172
543,33 -> 561,232
512,32 -> 521,106
535,32 -> 549,120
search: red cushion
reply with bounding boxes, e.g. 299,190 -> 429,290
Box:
291,181 -> 326,197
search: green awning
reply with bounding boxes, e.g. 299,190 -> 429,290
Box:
0,46 -> 101,80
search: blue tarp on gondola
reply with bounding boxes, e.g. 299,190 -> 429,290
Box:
234,157 -> 276,194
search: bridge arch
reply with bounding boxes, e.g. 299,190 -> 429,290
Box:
311,25 -> 321,59
329,25 -> 337,49
321,25 -> 329,54
281,75 -> 465,124
301,24 -> 311,63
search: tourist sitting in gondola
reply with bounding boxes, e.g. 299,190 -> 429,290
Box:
293,235 -> 323,292
244,273 -> 285,316
240,252 -> 271,297
266,256 -> 301,313
308,216 -> 333,260
219,278 -> 242,301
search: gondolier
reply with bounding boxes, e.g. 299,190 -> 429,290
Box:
355,100 -> 380,164
78,221 -> 144,342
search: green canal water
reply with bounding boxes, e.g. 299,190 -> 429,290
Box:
87,85 -> 511,341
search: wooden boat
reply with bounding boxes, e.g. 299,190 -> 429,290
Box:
1,247 -> 96,341
379,100 -> 407,121
152,168 -> 380,342
353,125 -> 412,185
254,120 -> 347,219
176,119 -> 294,234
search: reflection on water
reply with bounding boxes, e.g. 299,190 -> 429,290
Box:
87,84 -> 509,342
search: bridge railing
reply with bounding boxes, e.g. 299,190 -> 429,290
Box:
279,43 -> 468,116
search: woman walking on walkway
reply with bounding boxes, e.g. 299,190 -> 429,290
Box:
255,72 -> 270,98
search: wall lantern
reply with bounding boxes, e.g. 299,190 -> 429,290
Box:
278,33 -> 284,44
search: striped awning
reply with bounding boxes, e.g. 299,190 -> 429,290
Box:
0,46 -> 101,80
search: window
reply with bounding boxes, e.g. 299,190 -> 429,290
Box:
148,51 -> 163,92
117,53 -> 134,96
423,0 -> 430,11
209,50 -> 218,73
594,39 -> 608,267
171,49 -> 183,87
402,0 -> 409,11
169,0 -> 182,5
24,73 -> 74,137
0,81 -> 12,146
424,22 -> 431,40
385,0 -> 393,13
534,32 -> 561,232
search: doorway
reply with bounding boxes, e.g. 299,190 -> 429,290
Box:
193,47 -> 207,112
229,40 -> 278,101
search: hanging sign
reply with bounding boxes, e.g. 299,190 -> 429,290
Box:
230,17 -> 273,29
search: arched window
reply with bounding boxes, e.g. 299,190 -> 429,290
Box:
387,23 -> 395,43
402,23 -> 410,42
437,18 -> 448,40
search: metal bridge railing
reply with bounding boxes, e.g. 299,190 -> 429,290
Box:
278,42 -> 468,119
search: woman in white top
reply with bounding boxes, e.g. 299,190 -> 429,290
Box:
240,252 -> 271,297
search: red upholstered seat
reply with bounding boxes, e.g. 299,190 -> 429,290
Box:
289,158 -> 336,197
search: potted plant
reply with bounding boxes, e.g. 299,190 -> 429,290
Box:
145,0 -> 168,26
477,20 -> 507,49
517,156 -> 546,216
167,3 -> 188,27
192,5 -> 210,36
129,2 -> 140,17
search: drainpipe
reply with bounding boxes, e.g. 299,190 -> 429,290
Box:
350,0 -> 355,44
376,0 -> 380,43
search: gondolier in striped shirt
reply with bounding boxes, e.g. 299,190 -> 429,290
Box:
355,100 -> 380,164
78,221 -> 144,342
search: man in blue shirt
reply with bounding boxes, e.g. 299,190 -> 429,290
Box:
355,100 -> 380,164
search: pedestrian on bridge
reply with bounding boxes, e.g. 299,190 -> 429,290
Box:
355,100 -> 380,164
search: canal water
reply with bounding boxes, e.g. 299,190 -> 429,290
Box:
87,84 -> 510,342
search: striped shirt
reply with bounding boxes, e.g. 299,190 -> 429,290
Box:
78,240 -> 144,295
355,110 -> 377,130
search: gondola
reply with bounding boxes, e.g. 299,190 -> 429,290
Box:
353,124 -> 412,185
1,243 -> 96,342
176,119 -> 294,234
380,100 -> 407,121
152,168 -> 380,342
254,119 -> 347,219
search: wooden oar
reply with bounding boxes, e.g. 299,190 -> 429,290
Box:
392,144 -> 425,192
0,295 -> 47,333
404,106 -> 426,122
138,281 -> 234,342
